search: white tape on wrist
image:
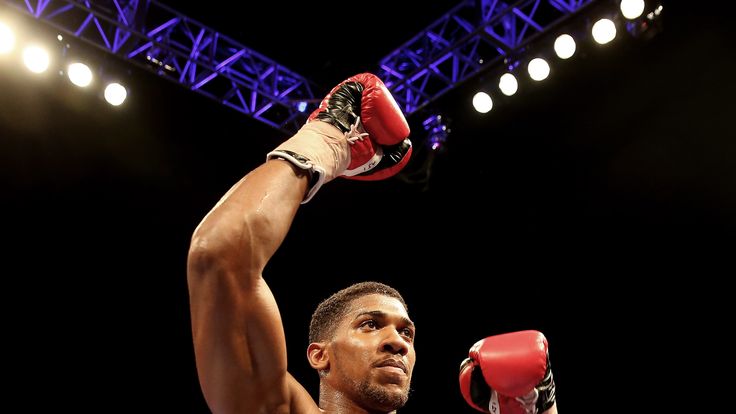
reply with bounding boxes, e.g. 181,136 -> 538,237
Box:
266,150 -> 326,204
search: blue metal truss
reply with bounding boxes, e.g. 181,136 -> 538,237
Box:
378,0 -> 597,116
2,0 -> 600,133
2,0 -> 316,134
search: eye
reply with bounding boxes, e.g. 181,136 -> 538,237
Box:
401,328 -> 414,340
361,320 -> 377,329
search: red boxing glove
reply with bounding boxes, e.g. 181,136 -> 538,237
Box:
459,330 -> 556,414
308,72 -> 412,180
268,73 -> 411,202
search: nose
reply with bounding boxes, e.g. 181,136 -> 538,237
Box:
380,328 -> 409,356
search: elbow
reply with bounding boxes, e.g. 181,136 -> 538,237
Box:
186,215 -> 266,288
187,232 -> 224,288
187,232 -> 259,300
187,214 -> 240,272
187,231 -> 217,273
188,222 -> 225,263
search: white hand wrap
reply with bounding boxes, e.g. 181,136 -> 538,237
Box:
267,121 -> 350,203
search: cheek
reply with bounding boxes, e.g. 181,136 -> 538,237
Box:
339,336 -> 375,366
408,348 -> 417,370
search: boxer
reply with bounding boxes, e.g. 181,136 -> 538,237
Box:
187,73 -> 413,414
187,73 -> 559,414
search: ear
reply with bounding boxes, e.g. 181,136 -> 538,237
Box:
307,342 -> 330,371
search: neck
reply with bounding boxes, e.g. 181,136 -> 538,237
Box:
319,381 -> 397,414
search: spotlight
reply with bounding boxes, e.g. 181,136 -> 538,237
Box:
104,82 -> 127,106
527,58 -> 550,81
620,0 -> 645,20
472,92 -> 493,113
499,73 -> 518,96
22,45 -> 50,73
649,3 -> 663,19
554,34 -> 576,59
67,62 -> 93,87
297,101 -> 308,113
592,18 -> 617,45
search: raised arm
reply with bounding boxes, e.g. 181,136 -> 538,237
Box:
187,159 -> 310,414
187,73 -> 411,414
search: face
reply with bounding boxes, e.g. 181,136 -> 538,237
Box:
326,294 -> 416,412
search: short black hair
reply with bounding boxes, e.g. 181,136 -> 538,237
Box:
308,281 -> 407,344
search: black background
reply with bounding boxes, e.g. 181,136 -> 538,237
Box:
1,0 -> 732,412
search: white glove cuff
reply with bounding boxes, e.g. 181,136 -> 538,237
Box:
266,149 -> 326,204
266,121 -> 349,203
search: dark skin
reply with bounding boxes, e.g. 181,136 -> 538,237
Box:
187,157 -> 558,414
187,160 -> 414,414
309,293 -> 416,413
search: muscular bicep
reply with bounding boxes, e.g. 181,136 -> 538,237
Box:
189,269 -> 294,413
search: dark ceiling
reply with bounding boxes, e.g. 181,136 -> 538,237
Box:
1,1 -> 732,412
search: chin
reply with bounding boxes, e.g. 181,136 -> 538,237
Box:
360,381 -> 410,411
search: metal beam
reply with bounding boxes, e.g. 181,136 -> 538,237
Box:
2,0 -> 316,134
378,0 -> 598,115
2,0 -> 601,132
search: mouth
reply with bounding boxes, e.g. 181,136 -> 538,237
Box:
374,358 -> 407,374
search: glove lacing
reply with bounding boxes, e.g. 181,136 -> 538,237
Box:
345,116 -> 369,144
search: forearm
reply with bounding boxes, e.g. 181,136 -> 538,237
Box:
188,159 -> 309,282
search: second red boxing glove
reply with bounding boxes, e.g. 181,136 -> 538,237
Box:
459,330 -> 556,414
